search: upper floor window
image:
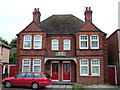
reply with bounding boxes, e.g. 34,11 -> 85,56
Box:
80,35 -> 88,49
64,39 -> 71,50
80,59 -> 89,76
90,35 -> 99,49
33,59 -> 41,72
91,59 -> 100,76
23,35 -> 32,49
52,39 -> 59,50
34,35 -> 42,49
22,59 -> 31,72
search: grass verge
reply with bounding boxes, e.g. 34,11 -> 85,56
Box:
72,85 -> 84,90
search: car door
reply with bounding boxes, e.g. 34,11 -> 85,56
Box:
12,73 -> 26,86
23,73 -> 34,86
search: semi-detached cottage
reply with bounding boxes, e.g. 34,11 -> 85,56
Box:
16,7 -> 108,84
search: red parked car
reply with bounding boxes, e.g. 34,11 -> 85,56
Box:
2,72 -> 52,89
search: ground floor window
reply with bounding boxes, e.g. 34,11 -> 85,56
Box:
80,59 -> 89,76
80,59 -> 100,76
91,59 -> 100,76
33,59 -> 41,72
22,59 -> 31,72
22,59 -> 41,72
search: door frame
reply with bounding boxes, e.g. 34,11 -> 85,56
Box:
108,65 -> 117,84
62,61 -> 71,81
51,61 -> 60,81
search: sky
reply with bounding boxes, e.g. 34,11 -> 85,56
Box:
0,0 -> 119,43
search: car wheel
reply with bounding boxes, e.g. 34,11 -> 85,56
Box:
32,82 -> 39,89
5,81 -> 12,88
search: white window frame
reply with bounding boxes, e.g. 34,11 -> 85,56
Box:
80,35 -> 88,49
91,59 -> 100,76
23,35 -> 32,49
80,59 -> 89,76
22,59 -> 31,72
33,59 -> 41,72
34,35 -> 42,49
52,39 -> 59,50
90,35 -> 99,49
64,39 -> 71,50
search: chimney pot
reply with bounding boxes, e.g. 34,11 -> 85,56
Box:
84,7 -> 92,22
33,8 -> 41,24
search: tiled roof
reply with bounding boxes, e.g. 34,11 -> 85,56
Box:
39,14 -> 84,34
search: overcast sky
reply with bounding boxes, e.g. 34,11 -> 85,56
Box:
0,0 -> 119,42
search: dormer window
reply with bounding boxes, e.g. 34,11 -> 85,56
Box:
34,35 -> 42,49
23,35 -> 32,49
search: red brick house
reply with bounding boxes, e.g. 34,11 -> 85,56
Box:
107,29 -> 120,85
16,7 -> 108,84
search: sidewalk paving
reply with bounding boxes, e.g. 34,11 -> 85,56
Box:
83,84 -> 119,90
0,84 -> 119,90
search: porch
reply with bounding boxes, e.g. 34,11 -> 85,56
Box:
44,57 -> 77,83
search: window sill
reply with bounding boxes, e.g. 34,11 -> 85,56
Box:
21,48 -> 46,50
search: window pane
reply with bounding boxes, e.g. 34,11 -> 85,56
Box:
81,36 -> 87,40
53,44 -> 58,50
64,44 -> 69,50
92,59 -> 99,65
34,41 -> 41,48
92,41 -> 98,47
24,41 -> 30,48
25,73 -> 34,78
34,60 -> 40,64
81,41 -> 87,47
81,66 -> 88,74
35,35 -> 41,40
53,40 -> 58,43
92,66 -> 99,74
34,73 -> 43,78
91,35 -> 98,40
34,66 -> 40,72
23,59 -> 30,64
25,35 -> 31,40
16,73 -> 26,78
81,59 -> 88,65
23,66 -> 29,72
64,40 -> 70,44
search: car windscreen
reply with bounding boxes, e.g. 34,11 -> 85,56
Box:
44,73 -> 51,78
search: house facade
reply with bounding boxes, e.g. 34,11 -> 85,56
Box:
16,7 -> 108,84
0,41 -> 11,83
107,29 -> 120,85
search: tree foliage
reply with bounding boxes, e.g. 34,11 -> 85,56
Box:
0,37 -> 9,45
9,50 -> 16,64
9,38 -> 17,64
9,38 -> 17,48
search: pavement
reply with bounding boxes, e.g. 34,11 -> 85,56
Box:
0,84 -> 119,90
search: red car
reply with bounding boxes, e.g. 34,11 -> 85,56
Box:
2,72 -> 52,89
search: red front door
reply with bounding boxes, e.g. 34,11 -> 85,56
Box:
9,65 -> 16,77
63,63 -> 70,80
52,63 -> 59,80
108,66 -> 116,85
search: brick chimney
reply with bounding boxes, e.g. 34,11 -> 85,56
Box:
84,7 -> 92,22
33,8 -> 41,24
